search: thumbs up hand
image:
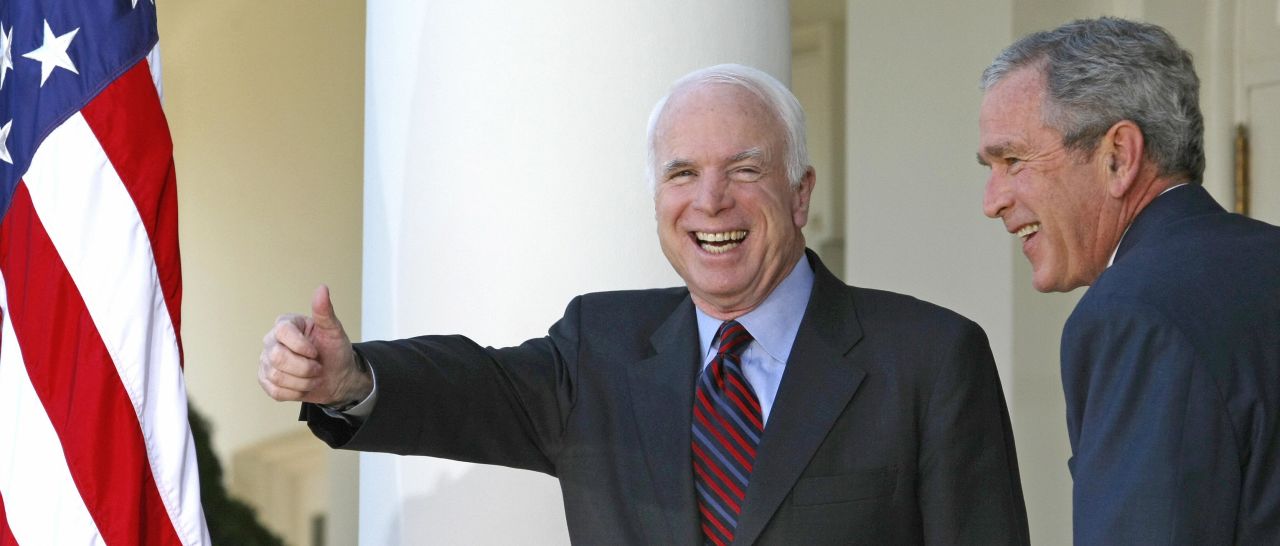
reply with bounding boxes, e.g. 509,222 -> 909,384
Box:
258,285 -> 370,406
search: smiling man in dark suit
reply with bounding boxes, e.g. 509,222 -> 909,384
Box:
979,17 -> 1280,544
260,63 -> 1029,545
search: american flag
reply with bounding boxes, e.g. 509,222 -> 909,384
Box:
0,1 -> 208,544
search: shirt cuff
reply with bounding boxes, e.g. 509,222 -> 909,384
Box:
319,354 -> 378,422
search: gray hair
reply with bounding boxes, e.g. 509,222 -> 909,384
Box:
981,17 -> 1204,182
645,63 -> 810,192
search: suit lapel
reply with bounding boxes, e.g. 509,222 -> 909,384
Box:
733,255 -> 867,545
626,295 -> 702,546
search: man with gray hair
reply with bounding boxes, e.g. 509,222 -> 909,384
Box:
978,17 -> 1280,544
261,63 -> 1030,543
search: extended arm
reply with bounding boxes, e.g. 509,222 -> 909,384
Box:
276,293 -> 584,476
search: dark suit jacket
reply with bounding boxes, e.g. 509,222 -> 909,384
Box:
1061,185 -> 1280,545
305,252 -> 1029,544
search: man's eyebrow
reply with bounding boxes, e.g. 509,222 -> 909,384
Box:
663,148 -> 765,174
729,148 -> 764,163
977,142 -> 1015,166
662,159 -> 695,173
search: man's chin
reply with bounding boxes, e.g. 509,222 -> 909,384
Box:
688,281 -> 746,301
1031,273 -> 1086,293
1030,270 -> 1059,293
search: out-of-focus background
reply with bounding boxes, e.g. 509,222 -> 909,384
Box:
160,0 -> 1280,544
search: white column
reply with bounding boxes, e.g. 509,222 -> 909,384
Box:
362,1 -> 790,543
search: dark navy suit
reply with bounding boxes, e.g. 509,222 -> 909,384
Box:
1061,184 -> 1280,544
304,252 -> 1029,544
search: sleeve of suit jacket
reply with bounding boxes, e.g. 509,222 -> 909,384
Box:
1061,297 -> 1239,545
917,318 -> 1029,545
300,296 -> 588,474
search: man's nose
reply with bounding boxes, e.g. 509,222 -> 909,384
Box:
692,173 -> 733,215
983,171 -> 1011,219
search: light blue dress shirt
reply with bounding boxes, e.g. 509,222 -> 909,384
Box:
693,256 -> 814,425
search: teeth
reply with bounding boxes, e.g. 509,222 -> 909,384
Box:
694,230 -> 747,243
695,230 -> 747,253
1016,223 -> 1040,240
702,242 -> 739,254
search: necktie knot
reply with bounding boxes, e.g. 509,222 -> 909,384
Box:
715,320 -> 753,359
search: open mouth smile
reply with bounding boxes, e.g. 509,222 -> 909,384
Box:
693,230 -> 748,254
1015,223 -> 1040,242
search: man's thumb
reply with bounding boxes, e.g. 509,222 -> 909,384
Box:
311,284 -> 342,330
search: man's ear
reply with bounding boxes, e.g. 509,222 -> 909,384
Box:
793,167 -> 816,228
1102,120 -> 1145,199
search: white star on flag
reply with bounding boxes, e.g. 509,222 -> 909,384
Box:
22,19 -> 80,87
0,119 -> 12,164
0,23 -> 13,90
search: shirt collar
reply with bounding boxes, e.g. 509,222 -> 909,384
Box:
1107,183 -> 1188,268
694,255 -> 815,364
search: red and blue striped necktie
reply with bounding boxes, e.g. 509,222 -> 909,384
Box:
691,320 -> 763,545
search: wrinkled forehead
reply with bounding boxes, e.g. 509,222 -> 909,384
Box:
656,85 -> 783,158
979,67 -> 1055,147
658,83 -> 778,132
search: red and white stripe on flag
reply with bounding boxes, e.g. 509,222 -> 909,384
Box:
0,3 -> 209,544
